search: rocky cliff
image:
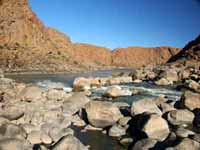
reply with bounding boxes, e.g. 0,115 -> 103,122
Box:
168,35 -> 200,65
112,46 -> 180,68
0,0 -> 181,72
0,0 -> 75,72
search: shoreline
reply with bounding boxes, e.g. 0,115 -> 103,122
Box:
4,67 -> 134,76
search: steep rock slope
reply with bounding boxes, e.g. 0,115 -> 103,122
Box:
112,47 -> 181,68
168,35 -> 200,65
0,0 -> 74,72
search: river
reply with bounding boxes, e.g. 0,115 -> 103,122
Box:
6,69 -> 182,150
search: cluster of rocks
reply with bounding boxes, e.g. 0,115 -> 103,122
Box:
72,64 -> 200,149
73,76 -> 133,91
131,64 -> 199,87
0,63 -> 200,150
0,74 -> 89,149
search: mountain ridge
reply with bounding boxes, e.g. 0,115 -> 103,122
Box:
0,0 -> 181,72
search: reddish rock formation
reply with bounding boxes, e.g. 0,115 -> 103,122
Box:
0,0 -> 73,72
112,47 -> 181,68
168,35 -> 200,66
71,43 -> 112,68
0,0 -> 182,72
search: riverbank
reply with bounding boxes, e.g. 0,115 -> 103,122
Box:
0,64 -> 199,150
4,67 -> 133,76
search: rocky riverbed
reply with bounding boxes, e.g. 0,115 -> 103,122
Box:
0,64 -> 200,150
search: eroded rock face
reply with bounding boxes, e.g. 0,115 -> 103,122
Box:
0,0 -> 181,72
72,43 -> 112,68
168,35 -> 200,65
112,47 -> 180,68
85,101 -> 123,128
0,0 -> 72,71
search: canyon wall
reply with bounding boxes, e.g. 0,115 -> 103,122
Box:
0,0 -> 181,72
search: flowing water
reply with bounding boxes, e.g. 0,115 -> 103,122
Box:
6,69 -> 182,150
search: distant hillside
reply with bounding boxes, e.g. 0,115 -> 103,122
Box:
112,46 -> 180,68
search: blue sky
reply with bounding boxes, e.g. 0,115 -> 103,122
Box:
30,0 -> 200,49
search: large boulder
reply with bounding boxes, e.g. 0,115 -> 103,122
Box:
62,93 -> 90,116
73,76 -> 133,91
167,109 -> 194,126
27,130 -> 42,144
46,89 -> 68,101
132,139 -> 157,150
185,80 -> 200,93
0,138 -> 32,150
159,69 -> 179,83
174,138 -> 200,150
155,78 -> 172,86
0,123 -> 27,140
52,135 -> 88,150
49,127 -> 74,143
131,99 -> 162,116
178,69 -> 191,80
73,77 -> 100,91
180,91 -> 200,110
0,107 -> 24,121
104,85 -> 132,98
108,124 -> 126,137
175,127 -> 195,138
85,101 -> 123,128
159,103 -> 176,114
18,86 -> 43,102
142,114 -> 170,141
107,77 -> 133,85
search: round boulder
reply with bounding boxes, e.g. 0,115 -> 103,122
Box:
85,101 -> 123,128
167,109 -> 194,126
142,114 -> 170,141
